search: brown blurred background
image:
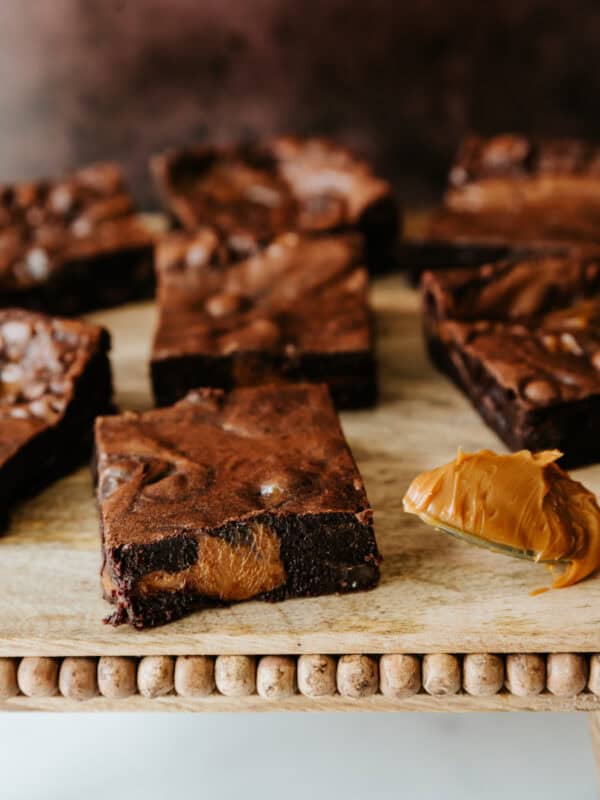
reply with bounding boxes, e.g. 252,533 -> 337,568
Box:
1,0 -> 599,207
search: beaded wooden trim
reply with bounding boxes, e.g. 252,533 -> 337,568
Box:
1,653 -> 599,706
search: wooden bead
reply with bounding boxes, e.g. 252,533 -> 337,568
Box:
379,654 -> 421,698
588,655 -> 600,695
17,657 -> 59,697
137,656 -> 174,699
215,656 -> 256,697
337,655 -> 378,698
422,654 -> 461,696
256,656 -> 296,699
505,654 -> 546,696
463,654 -> 504,696
59,657 -> 98,701
98,656 -> 137,699
0,658 -> 18,699
297,654 -> 337,697
547,653 -> 588,697
174,656 -> 215,698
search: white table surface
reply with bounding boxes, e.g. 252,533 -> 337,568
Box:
0,714 -> 594,799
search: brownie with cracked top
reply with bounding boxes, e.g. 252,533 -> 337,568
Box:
0,162 -> 157,314
95,383 -> 380,629
400,134 -> 600,280
151,230 -> 376,409
0,308 -> 112,519
151,137 -> 398,273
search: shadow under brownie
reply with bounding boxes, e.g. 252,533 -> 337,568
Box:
151,230 -> 377,409
151,136 -> 399,274
95,383 -> 380,629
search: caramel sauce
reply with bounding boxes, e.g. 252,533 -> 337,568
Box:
403,449 -> 600,590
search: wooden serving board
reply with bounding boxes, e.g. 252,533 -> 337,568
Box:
1,274 -> 600,659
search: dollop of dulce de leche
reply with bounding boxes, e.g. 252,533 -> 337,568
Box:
403,449 -> 600,590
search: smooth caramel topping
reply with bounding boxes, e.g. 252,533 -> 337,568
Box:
403,449 -> 600,590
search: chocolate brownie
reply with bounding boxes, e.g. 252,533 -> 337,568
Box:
433,299 -> 600,466
0,162 -> 158,314
95,383 -> 380,629
151,137 -> 398,273
0,309 -> 112,520
401,134 -> 600,280
151,230 -> 376,409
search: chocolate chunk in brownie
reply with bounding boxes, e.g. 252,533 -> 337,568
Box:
95,383 -> 380,629
151,231 -> 376,409
401,134 -> 600,280
434,299 -> 600,466
151,137 -> 398,273
0,162 -> 158,314
0,309 -> 112,520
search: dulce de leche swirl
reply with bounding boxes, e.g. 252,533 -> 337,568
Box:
403,449 -> 600,589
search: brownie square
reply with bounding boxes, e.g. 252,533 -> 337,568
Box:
0,309 -> 112,520
0,162 -> 158,314
434,300 -> 600,466
151,230 -> 376,409
151,137 -> 398,273
95,383 -> 380,629
401,134 -> 600,281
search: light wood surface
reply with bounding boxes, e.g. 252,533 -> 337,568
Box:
1,274 -> 600,657
3,691 -> 600,713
